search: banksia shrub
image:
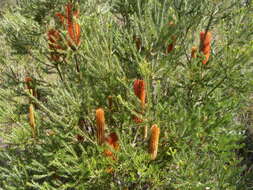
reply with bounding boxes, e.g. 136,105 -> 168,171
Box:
0,0 -> 252,189
149,124 -> 160,160
96,108 -> 105,145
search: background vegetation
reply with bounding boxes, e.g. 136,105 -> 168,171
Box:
0,0 -> 252,189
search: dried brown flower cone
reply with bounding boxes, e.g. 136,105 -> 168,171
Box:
96,108 -> 105,145
149,124 -> 160,160
29,104 -> 36,138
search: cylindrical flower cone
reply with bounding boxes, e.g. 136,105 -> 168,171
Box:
133,79 -> 146,109
29,104 -> 36,138
67,22 -> 81,47
106,132 -> 120,151
133,80 -> 147,139
149,124 -> 160,160
66,3 -> 81,48
200,31 -> 212,47
96,108 -> 105,145
199,31 -> 212,64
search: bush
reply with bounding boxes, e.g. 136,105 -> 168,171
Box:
0,0 -> 252,189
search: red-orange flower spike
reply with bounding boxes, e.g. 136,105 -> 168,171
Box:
96,108 -> 105,145
65,3 -> 81,47
106,132 -> 120,151
68,22 -> 80,46
199,31 -> 212,64
149,124 -> 160,160
133,79 -> 146,109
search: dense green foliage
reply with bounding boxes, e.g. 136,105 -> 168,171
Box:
0,0 -> 252,189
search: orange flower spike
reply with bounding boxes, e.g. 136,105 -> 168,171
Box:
199,31 -> 212,64
149,124 -> 160,160
106,132 -> 120,150
191,46 -> 197,58
96,108 -> 105,145
73,22 -> 81,46
200,31 -> 212,47
29,104 -> 36,138
133,79 -> 146,109
65,2 -> 81,47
